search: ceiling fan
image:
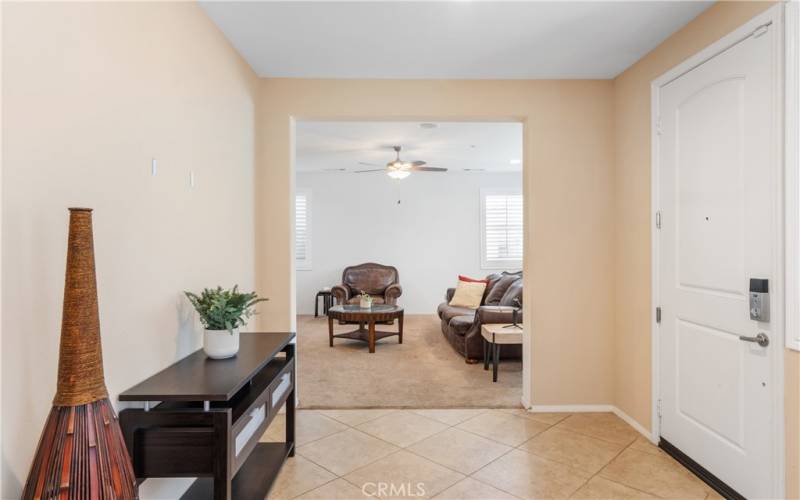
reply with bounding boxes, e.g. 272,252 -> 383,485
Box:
355,145 -> 447,179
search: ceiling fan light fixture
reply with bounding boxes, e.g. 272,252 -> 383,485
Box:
387,169 -> 411,180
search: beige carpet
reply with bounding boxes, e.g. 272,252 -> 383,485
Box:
295,314 -> 522,409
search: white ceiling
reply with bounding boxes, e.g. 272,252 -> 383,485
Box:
295,121 -> 523,173
200,1 -> 712,79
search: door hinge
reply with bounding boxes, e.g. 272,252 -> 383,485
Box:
657,399 -> 663,418
656,307 -> 662,324
655,211 -> 662,229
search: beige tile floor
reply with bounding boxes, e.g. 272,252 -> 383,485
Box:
261,409 -> 720,500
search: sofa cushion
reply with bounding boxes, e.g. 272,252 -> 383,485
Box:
485,273 -> 521,305
449,280 -> 486,309
458,274 -> 489,283
499,280 -> 523,306
449,315 -> 474,336
437,303 -> 476,323
481,273 -> 503,302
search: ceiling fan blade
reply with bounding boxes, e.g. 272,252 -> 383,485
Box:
357,161 -> 385,167
412,166 -> 448,172
410,160 -> 427,166
354,169 -> 386,173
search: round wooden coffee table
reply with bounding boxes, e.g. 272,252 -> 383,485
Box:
327,304 -> 404,353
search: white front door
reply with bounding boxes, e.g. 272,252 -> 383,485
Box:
656,14 -> 780,500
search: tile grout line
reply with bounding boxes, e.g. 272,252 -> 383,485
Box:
454,413 -> 565,499
550,414 -> 640,447
574,430 -> 656,499
295,410 -> 455,488
462,473 -> 526,500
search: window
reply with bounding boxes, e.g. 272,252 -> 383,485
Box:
295,191 -> 312,271
481,189 -> 523,269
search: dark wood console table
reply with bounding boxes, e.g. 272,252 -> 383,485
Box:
119,332 -> 296,500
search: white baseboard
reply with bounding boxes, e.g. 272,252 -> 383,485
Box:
528,404 -> 614,413
611,406 -> 656,443
524,404 -> 655,443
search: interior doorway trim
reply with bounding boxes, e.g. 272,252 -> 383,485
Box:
288,116 -> 532,409
649,4 -> 785,498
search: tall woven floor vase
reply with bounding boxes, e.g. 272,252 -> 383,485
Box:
22,208 -> 137,499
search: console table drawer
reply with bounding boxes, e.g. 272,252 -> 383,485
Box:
136,427 -> 216,476
268,359 -> 294,415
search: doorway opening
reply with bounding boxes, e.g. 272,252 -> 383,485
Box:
291,120 -> 525,409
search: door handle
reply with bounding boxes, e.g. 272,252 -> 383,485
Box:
739,332 -> 769,347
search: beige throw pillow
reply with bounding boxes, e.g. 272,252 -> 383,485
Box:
449,280 -> 487,309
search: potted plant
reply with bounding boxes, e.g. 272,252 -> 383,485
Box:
185,286 -> 268,359
359,291 -> 373,309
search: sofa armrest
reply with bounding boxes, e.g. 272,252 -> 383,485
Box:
331,285 -> 350,304
385,283 -> 402,303
445,287 -> 456,302
475,305 -> 522,327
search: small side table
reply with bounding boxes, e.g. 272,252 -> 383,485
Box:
315,290 -> 333,317
481,323 -> 523,382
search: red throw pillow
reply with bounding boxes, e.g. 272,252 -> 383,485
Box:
459,275 -> 489,284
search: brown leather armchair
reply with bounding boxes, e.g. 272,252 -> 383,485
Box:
331,263 -> 402,306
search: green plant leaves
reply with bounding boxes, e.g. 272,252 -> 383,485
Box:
184,285 -> 268,332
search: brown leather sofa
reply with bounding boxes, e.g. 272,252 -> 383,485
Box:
437,272 -> 523,362
331,263 -> 402,306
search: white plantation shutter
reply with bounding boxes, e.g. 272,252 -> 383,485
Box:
481,190 -> 523,269
295,191 -> 312,270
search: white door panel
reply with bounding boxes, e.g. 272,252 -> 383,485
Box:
675,319 -> 744,447
657,18 -> 777,499
676,77 -> 745,296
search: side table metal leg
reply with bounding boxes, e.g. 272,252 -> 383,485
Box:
492,344 -> 500,382
315,293 -> 319,318
483,339 -> 489,370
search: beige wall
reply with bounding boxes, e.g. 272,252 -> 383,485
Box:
1,2 -> 258,498
612,1 -> 798,497
254,79 -> 617,408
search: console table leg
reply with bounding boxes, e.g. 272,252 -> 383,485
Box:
286,343 -> 296,456
212,412 -> 232,500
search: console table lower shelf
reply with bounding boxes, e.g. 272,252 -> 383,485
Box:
181,442 -> 293,500
118,332 -> 296,500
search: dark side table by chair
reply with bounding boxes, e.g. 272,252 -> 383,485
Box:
315,290 -> 333,317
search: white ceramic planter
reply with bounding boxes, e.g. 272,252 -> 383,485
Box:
359,298 -> 372,309
204,328 -> 240,359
